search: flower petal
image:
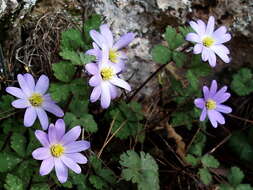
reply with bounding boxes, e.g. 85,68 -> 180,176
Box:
110,77 -> 131,91
89,74 -> 102,87
61,155 -> 81,174
201,47 -> 209,62
35,130 -> 50,147
100,83 -> 111,109
215,92 -> 231,104
194,98 -> 205,109
213,86 -> 228,100
42,102 -> 64,117
48,124 -> 57,144
200,107 -> 207,121
61,126 -> 81,145
211,44 -> 230,55
36,108 -> 49,130
32,147 -> 51,160
216,104 -> 232,113
212,45 -> 230,63
54,158 -> 68,184
55,119 -> 66,141
17,74 -> 32,96
24,107 -> 37,127
207,110 -> 219,128
100,24 -> 114,47
189,21 -> 204,36
65,140 -> 91,153
85,63 -> 99,75
24,73 -> 35,91
89,30 -> 106,48
186,33 -> 201,43
35,75 -> 49,94
40,157 -> 54,176
11,99 -> 29,108
203,86 -> 210,100
209,80 -> 218,97
65,153 -> 88,164
213,26 -> 227,37
6,87 -> 26,99
197,19 -> 206,36
113,32 -> 135,50
206,16 -> 215,35
209,110 -> 225,125
207,49 -> 217,67
90,86 -> 102,103
193,44 -> 203,54
109,83 -> 118,99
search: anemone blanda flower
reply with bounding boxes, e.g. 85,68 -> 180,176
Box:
6,73 -> 64,130
186,16 -> 231,67
194,80 -> 232,128
86,24 -> 135,71
32,119 -> 90,183
85,47 -> 131,109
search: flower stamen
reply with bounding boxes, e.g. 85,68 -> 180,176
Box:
50,144 -> 65,157
109,49 -> 120,63
206,99 -> 216,110
202,36 -> 215,47
29,93 -> 44,107
101,67 -> 114,80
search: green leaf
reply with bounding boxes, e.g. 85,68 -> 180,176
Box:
185,154 -> 198,167
30,184 -> 50,190
186,70 -> 199,91
228,167 -> 244,186
61,29 -> 85,51
70,78 -> 89,98
164,26 -> 185,49
81,114 -> 98,133
60,49 -> 82,65
188,132 -> 206,157
231,68 -> 253,96
198,168 -> 212,185
179,26 -> 194,37
172,51 -> 186,67
14,160 -> 34,189
90,155 -> 102,171
52,61 -> 76,82
201,155 -> 220,168
0,152 -> 22,172
236,184 -> 253,190
84,14 -> 102,43
80,53 -> 96,65
171,111 -> 192,127
69,172 -> 88,190
228,131 -> 253,162
108,102 -> 144,141
26,128 -> 41,156
219,184 -> 233,190
49,83 -> 70,103
0,95 -> 14,112
4,174 -> 23,190
120,150 -> 159,190
151,45 -> 171,64
89,175 -> 107,189
10,133 -> 27,157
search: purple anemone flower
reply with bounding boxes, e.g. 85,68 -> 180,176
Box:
186,16 -> 231,67
194,80 -> 232,128
6,73 -> 64,130
32,119 -> 90,184
85,47 -> 131,109
86,24 -> 135,71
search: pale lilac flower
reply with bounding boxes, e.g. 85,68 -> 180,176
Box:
6,73 -> 64,130
186,16 -> 231,67
194,80 -> 232,128
32,119 -> 90,183
86,24 -> 135,71
85,47 -> 131,109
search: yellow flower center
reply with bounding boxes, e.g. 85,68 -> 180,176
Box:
50,144 -> 65,157
202,36 -> 215,47
206,99 -> 216,110
28,93 -> 44,107
109,49 -> 120,63
101,67 -> 114,80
